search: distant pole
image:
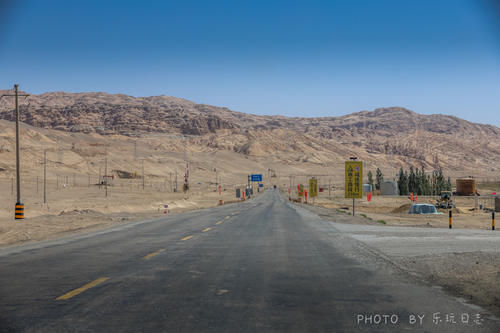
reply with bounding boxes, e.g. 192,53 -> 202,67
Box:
36,176 -> 39,194
142,159 -> 145,190
216,169 -> 218,192
105,146 -> 108,197
134,140 -> 137,160
175,170 -> 178,192
43,150 -> 47,204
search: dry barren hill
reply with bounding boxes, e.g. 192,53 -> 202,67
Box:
1,90 -> 500,181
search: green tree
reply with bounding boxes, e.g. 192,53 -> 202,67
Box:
419,165 -> 430,195
367,170 -> 374,191
436,167 -> 445,194
408,166 -> 416,194
426,174 -> 432,196
415,168 -> 422,195
397,167 -> 409,195
375,168 -> 384,190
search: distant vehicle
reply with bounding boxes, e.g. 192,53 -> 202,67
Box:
408,204 -> 442,215
435,191 -> 455,209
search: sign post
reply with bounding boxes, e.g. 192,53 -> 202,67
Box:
345,160 -> 363,216
309,178 -> 318,204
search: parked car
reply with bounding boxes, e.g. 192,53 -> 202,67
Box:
408,204 -> 442,214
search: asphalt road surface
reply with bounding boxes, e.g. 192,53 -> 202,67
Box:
0,190 -> 498,332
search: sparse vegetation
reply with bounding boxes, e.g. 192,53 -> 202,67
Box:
375,168 -> 384,190
367,171 -> 374,191
377,219 -> 387,224
397,166 -> 451,196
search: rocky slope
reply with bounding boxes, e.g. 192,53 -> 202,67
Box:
1,90 -> 499,176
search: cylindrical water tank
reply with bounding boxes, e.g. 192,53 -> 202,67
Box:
456,178 -> 476,196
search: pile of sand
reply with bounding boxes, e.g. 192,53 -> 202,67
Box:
391,203 -> 412,214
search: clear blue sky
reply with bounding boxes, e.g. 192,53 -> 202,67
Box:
1,0 -> 499,125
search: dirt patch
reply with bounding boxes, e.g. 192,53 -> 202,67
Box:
58,209 -> 104,216
392,203 -> 412,214
396,252 -> 500,316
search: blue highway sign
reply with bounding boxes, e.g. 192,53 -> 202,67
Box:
251,174 -> 263,182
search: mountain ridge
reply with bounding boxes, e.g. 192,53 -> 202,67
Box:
0,90 -> 499,176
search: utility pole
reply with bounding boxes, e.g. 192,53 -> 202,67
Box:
142,159 -> 145,190
248,174 -> 251,198
175,169 -> 178,192
216,169 -> 219,192
134,140 -> 137,160
105,145 -> 108,197
169,172 -> 172,192
1,85 -> 29,219
43,150 -> 47,204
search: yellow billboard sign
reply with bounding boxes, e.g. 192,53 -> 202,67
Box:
345,161 -> 363,199
309,178 -> 318,197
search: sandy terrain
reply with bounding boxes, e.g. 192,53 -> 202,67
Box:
295,190 -> 498,230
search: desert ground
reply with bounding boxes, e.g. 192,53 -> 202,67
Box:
294,190 -> 499,230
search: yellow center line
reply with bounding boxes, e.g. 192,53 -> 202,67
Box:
202,227 -> 212,232
181,235 -> 193,241
56,277 -> 109,301
225,216 -> 230,220
143,248 -> 165,260
215,221 -> 223,225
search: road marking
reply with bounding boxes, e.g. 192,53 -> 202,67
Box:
217,289 -> 229,295
143,248 -> 165,260
225,216 -> 230,220
215,221 -> 223,225
202,227 -> 212,232
56,277 -> 109,301
181,235 -> 193,241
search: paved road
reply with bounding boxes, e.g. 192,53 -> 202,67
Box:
0,190 -> 498,332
